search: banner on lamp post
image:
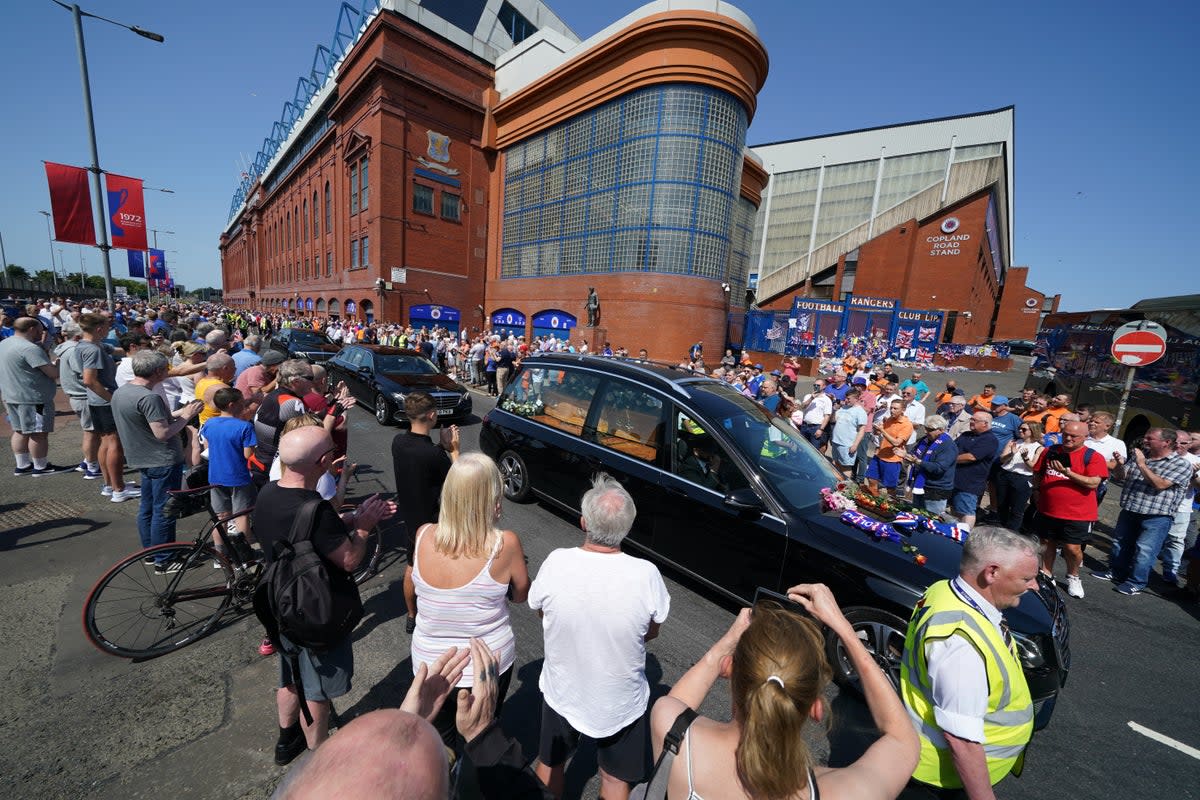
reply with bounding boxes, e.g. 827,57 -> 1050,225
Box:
44,162 -> 96,245
127,250 -> 145,278
105,173 -> 148,251
148,249 -> 166,280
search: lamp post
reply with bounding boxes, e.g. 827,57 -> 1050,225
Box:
51,1 -> 163,309
38,211 -> 59,291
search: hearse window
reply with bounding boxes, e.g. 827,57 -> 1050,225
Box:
671,410 -> 749,493
588,381 -> 664,462
343,348 -> 364,369
500,367 -> 600,437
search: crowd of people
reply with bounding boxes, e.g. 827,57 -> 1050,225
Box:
4,297 -> 1200,800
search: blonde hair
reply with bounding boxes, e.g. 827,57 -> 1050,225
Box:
435,453 -> 502,558
731,603 -> 830,799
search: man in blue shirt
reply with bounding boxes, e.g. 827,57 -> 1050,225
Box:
824,371 -> 850,403
898,371 -> 931,403
952,412 -> 999,527
232,334 -> 265,381
747,364 -> 765,397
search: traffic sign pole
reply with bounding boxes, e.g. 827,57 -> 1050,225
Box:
1110,320 -> 1168,434
1114,365 -> 1137,434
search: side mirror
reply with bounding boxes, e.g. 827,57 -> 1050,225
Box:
724,487 -> 765,514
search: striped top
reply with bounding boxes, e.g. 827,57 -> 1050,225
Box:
410,525 -> 515,685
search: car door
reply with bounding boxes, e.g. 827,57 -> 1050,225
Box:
578,378 -> 668,547
650,406 -> 788,602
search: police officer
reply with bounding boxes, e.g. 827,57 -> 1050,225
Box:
900,526 -> 1038,799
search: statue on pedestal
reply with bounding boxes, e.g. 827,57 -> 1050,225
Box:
585,287 -> 601,327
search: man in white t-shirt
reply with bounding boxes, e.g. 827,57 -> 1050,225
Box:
794,377 -> 833,448
529,474 -> 670,800
902,386 -> 927,445
1083,412 -> 1128,470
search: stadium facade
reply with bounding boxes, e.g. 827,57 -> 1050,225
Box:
220,0 -> 1048,357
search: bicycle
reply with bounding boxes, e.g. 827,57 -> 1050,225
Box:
82,485 -> 384,659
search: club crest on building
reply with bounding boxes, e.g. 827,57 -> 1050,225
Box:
418,130 -> 460,175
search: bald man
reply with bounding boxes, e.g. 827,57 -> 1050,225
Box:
253,426 -> 397,763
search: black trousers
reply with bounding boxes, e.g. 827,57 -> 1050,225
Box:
994,469 -> 1034,532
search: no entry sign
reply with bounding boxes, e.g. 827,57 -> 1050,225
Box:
1111,321 -> 1167,367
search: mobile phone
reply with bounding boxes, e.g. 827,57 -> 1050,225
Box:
752,586 -> 812,619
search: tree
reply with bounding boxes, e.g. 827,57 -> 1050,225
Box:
5,265 -> 30,279
33,270 -> 57,283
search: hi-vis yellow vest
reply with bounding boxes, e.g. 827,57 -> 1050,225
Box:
900,580 -> 1034,788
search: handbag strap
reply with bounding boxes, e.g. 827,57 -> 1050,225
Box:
639,708 -> 699,800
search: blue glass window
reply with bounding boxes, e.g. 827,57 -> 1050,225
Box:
500,85 -> 748,280
497,2 -> 537,45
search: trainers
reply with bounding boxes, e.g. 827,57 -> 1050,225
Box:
154,560 -> 183,574
1114,582 -> 1142,596
13,465 -> 34,477
101,485 -> 113,497
1162,571 -> 1180,587
81,466 -> 103,480
258,637 -> 276,656
31,463 -> 76,476
142,556 -> 156,566
111,487 -> 142,503
1066,575 -> 1085,598
275,724 -> 307,766
75,461 -> 89,472
1091,569 -> 1117,582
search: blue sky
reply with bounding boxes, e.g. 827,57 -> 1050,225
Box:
1,0 -> 1196,310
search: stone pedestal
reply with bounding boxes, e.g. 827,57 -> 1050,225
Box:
583,326 -> 608,354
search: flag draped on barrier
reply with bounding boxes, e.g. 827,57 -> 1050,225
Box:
44,162 -> 96,245
127,250 -> 145,278
105,173 -> 148,251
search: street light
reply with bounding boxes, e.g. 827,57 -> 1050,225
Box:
49,1 -> 164,309
149,228 -> 175,249
37,211 -> 59,290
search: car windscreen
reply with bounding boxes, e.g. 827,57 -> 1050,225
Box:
376,354 -> 439,375
289,331 -> 331,346
686,382 -> 841,511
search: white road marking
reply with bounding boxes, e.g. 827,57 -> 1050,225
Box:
1113,344 -> 1165,353
1128,721 -> 1200,760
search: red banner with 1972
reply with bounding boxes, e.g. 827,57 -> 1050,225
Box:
105,173 -> 148,251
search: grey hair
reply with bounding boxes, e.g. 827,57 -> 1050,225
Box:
924,414 -> 948,431
1152,428 -> 1178,447
205,329 -> 228,347
243,334 -> 262,351
581,473 -> 637,547
961,525 -> 1039,574
277,358 -> 313,386
196,323 -> 215,337
131,349 -> 169,378
60,322 -> 82,339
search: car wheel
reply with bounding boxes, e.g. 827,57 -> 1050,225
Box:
825,606 -> 908,694
375,393 -> 394,426
498,450 -> 531,502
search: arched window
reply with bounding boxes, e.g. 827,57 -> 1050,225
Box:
302,199 -> 309,240
312,191 -> 319,238
324,181 -> 331,233
285,212 -> 290,248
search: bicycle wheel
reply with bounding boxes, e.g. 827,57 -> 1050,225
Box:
352,526 -> 383,586
83,543 -> 235,659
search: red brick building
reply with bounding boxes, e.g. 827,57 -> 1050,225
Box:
220,1 -> 770,359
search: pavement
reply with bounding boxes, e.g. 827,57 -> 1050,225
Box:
1,359 -> 1198,799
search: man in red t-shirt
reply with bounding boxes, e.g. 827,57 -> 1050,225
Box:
1032,421 -> 1108,598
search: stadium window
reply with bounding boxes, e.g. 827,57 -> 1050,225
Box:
326,251 -> 332,276
441,192 -> 461,222
350,163 -> 359,215
359,156 -> 369,211
351,238 -> 359,269
286,212 -> 291,248
413,183 -> 434,215
324,181 -> 331,232
312,191 -> 319,238
302,200 -> 308,240
361,235 -> 369,267
497,1 -> 537,44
